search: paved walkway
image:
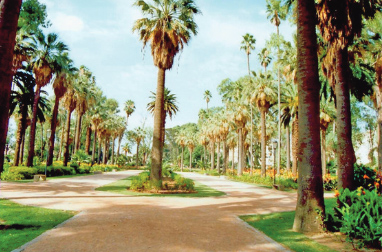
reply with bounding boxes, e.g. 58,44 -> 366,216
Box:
0,171 -> 297,252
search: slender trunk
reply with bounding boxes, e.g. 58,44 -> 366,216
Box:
91,129 -> 97,164
63,110 -> 72,166
47,96 -> 60,166
335,48 -> 355,190
181,146 -> 184,172
85,126 -> 91,155
292,116 -> 299,176
210,140 -> 215,170
97,137 -> 101,164
20,134 -> 25,164
14,107 -> 27,166
260,110 -> 266,177
111,136 -> 115,164
238,128 -> 243,176
40,122 -> 44,160
286,124 -> 291,172
247,53 -> 251,76
250,104 -> 253,175
26,86 -> 41,166
103,137 -> 107,164
321,128 -> 327,176
293,0 -> 325,233
72,114 -> 78,154
277,25 -> 282,176
0,0 -> 22,173
231,146 -> 234,171
74,113 -> 83,153
223,141 -> 228,174
217,141 -> 221,173
189,149 -> 193,170
117,134 -> 122,161
58,126 -> 64,160
150,67 -> 165,183
376,79 -> 382,172
203,145 -> 206,167
136,142 -> 140,169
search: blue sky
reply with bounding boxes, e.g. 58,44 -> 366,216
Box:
39,0 -> 295,130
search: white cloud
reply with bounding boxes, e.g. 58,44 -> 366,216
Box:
51,13 -> 84,32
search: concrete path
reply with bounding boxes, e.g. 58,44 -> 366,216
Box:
1,171 -> 297,252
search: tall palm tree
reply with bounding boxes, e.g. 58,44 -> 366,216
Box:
0,0 -> 23,173
293,0 -> 325,234
185,131 -> 196,170
266,0 -> 287,175
128,127 -> 146,169
62,86 -> 77,166
258,48 -> 272,72
124,100 -> 135,124
240,33 -> 256,76
26,32 -> 68,166
133,0 -> 200,184
250,72 -> 276,177
175,129 -> 187,171
232,104 -> 249,176
317,0 -> 380,190
203,90 -> 212,110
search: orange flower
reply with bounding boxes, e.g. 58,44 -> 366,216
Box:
364,174 -> 370,179
334,190 -> 340,197
362,190 -> 366,195
375,182 -> 380,188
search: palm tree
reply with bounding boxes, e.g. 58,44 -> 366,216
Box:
175,129 -> 187,171
232,104 -> 249,176
293,0 -> 325,234
240,33 -> 256,75
26,32 -> 68,166
258,48 -> 272,72
317,0 -> 380,190
124,100 -> 135,124
250,72 -> 276,177
0,0 -> 23,173
203,90 -> 212,110
128,127 -> 146,169
266,0 -> 287,175
10,70 -> 48,166
147,88 -> 179,152
62,86 -> 77,166
133,0 -> 200,184
185,131 -> 196,171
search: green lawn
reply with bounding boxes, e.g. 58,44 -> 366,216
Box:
240,198 -> 338,252
11,173 -> 94,183
96,175 -> 226,197
0,199 -> 76,252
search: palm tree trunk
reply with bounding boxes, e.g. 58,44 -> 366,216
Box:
189,149 -> 193,171
136,142 -> 140,169
150,67 -> 165,183
286,124 -> 291,172
74,112 -> 82,153
217,141 -> 221,173
277,24 -> 282,176
117,135 -> 122,160
85,126 -> 91,155
20,133 -> 25,164
26,86 -> 41,166
247,53 -> 251,76
250,104 -> 253,175
47,96 -> 60,166
210,140 -> 215,170
40,122 -> 44,159
203,145 -> 206,167
111,136 -> 115,164
58,126 -> 64,160
181,146 -> 184,172
97,137 -> 101,164
260,110 -> 266,177
376,80 -> 382,172
292,116 -> 298,176
91,129 -> 97,164
231,146 -> 235,171
103,137 -> 107,164
335,48 -> 355,190
238,128 -> 243,176
63,110 -> 72,166
0,0 -> 22,173
293,0 -> 325,234
14,107 -> 27,166
321,128 -> 327,176
223,141 -> 228,174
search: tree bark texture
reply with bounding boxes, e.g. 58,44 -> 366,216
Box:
26,87 -> 41,166
223,141 -> 228,173
63,110 -> 73,166
13,107 -> 27,166
150,67 -> 165,183
0,0 -> 22,173
286,124 -> 291,172
74,112 -> 82,153
292,116 -> 299,176
260,110 -> 266,177
85,126 -> 91,155
47,97 -> 60,166
181,146 -> 184,172
91,129 -> 97,164
321,128 -> 327,177
293,0 -> 325,234
217,141 -> 221,173
238,128 -> 243,175
210,141 -> 215,170
335,48 -> 355,190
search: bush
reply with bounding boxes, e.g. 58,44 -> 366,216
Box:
174,174 -> 194,191
354,164 -> 376,190
326,188 -> 382,249
323,174 -> 338,191
130,172 -> 150,191
1,171 -> 24,181
9,167 -> 37,179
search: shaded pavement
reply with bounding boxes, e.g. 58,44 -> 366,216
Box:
0,171 -> 297,252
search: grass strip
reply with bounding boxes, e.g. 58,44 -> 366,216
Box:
0,199 -> 76,252
96,175 -> 226,197
240,198 -> 338,252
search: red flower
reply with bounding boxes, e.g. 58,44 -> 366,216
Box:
363,174 -> 370,179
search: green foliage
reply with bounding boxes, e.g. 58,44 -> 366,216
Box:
173,174 -> 195,191
116,155 -> 129,167
130,172 -> 150,191
198,169 -> 220,176
228,173 -> 298,190
33,156 -> 41,166
326,188 -> 382,249
354,164 -> 377,190
323,175 -> 338,191
0,165 -> 78,181
71,150 -> 91,165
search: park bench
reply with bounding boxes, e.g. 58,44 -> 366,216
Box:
33,174 -> 46,182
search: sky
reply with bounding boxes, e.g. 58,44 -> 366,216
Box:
38,0 -> 296,130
